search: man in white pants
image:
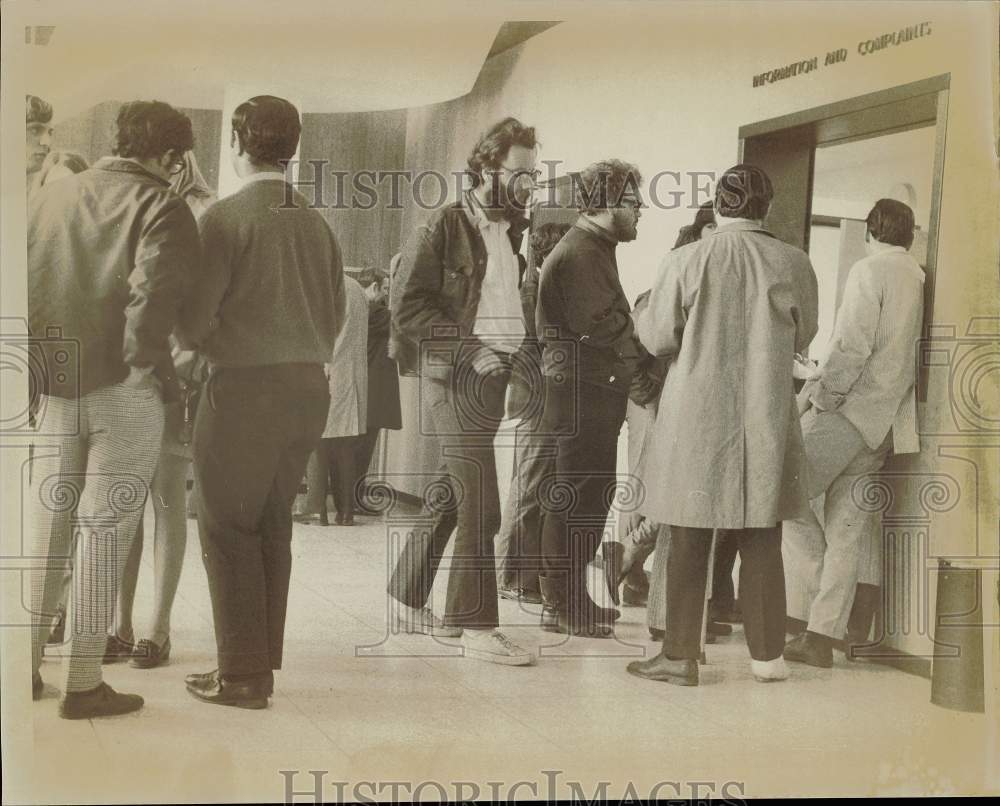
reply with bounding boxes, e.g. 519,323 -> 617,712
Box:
28,101 -> 199,718
783,198 -> 924,669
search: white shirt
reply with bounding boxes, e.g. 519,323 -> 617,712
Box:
241,170 -> 288,186
469,197 -> 526,353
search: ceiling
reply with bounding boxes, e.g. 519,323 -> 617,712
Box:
19,1 -> 561,120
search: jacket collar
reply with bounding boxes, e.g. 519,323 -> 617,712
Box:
574,214 -> 618,246
93,156 -> 171,187
460,190 -> 529,241
714,219 -> 771,236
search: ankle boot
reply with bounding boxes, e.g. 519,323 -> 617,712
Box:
539,575 -> 567,633
845,584 -> 881,660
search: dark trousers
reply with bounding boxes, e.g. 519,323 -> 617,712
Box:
326,435 -> 361,519
387,370 -> 508,629
353,429 -> 381,507
539,379 -> 627,607
194,363 -> 329,677
664,525 -> 786,662
710,531 -> 740,610
495,405 -> 556,593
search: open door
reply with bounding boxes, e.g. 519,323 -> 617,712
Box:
741,127 -> 815,251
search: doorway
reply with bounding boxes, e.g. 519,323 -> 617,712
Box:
739,74 -> 949,383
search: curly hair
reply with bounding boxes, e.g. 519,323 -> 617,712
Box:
866,198 -> 915,249
113,101 -> 194,161
26,94 -> 53,125
232,95 -> 301,166
715,164 -> 773,220
466,117 -> 538,187
529,223 -> 571,269
574,159 -> 642,214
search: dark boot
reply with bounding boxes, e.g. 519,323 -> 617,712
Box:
539,575 -> 613,638
844,584 -> 881,661
783,631 -> 833,668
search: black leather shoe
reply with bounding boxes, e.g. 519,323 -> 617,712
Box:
103,634 -> 134,664
622,580 -> 649,607
32,672 -> 43,701
130,637 -> 170,669
186,669 -> 274,697
627,653 -> 699,686
186,675 -> 270,709
783,631 -> 833,668
649,627 -> 664,641
707,620 -> 732,636
59,682 -> 143,719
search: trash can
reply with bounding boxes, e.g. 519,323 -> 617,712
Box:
930,561 -> 985,713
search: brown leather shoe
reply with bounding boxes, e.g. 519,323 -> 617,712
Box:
186,674 -> 270,709
59,682 -> 144,719
103,634 -> 134,664
627,653 -> 699,686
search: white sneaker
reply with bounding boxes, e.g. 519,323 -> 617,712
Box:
460,629 -> 534,666
393,605 -> 462,637
752,657 -> 789,683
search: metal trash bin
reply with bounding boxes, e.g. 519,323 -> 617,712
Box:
930,561 -> 986,713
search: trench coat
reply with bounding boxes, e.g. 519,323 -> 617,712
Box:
323,277 -> 368,438
634,220 -> 819,530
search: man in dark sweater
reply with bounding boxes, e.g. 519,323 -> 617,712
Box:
178,96 -> 345,709
536,158 -> 659,637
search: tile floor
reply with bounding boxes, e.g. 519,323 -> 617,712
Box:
13,511 -> 994,801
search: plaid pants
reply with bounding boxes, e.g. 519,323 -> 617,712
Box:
30,383 -> 164,693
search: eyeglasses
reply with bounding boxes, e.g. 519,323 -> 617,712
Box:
498,165 -> 542,184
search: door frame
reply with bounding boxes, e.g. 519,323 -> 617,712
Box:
738,74 -> 950,401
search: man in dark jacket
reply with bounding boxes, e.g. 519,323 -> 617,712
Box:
535,159 -> 660,637
28,101 -> 199,718
387,117 -> 538,665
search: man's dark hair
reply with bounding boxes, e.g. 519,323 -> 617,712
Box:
715,164 -> 773,220
113,101 -> 194,160
575,159 -> 643,214
466,117 -> 538,187
232,95 -> 301,166
530,223 -> 571,269
866,198 -> 915,249
674,201 -> 717,248
26,94 -> 53,125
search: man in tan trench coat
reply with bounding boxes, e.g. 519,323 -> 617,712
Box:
626,164 -> 818,687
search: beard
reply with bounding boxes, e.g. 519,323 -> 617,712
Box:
611,209 -> 639,242
488,174 -> 530,220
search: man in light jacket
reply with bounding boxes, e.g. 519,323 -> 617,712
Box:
627,164 -> 818,687
783,198 -> 924,668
